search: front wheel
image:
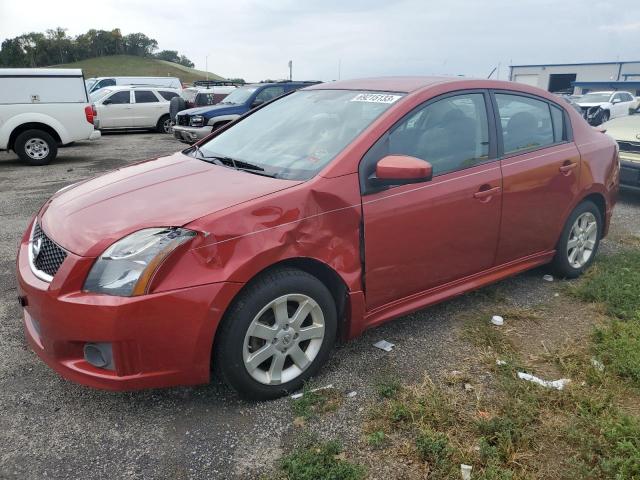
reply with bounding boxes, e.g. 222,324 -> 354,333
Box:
550,200 -> 602,278
214,268 -> 337,400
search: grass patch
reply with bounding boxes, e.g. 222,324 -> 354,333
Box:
571,250 -> 640,321
291,387 -> 343,420
593,320 -> 640,386
374,376 -> 402,399
278,440 -> 365,480
365,430 -> 386,449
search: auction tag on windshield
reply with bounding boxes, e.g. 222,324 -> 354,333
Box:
350,93 -> 402,104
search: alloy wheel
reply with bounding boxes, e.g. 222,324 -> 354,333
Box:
566,212 -> 597,268
243,293 -> 325,385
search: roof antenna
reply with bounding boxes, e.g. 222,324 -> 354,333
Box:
487,66 -> 497,79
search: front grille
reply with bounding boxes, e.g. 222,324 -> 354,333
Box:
618,141 -> 640,153
176,115 -> 190,126
31,222 -> 67,279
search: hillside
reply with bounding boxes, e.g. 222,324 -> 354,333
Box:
51,55 -> 224,83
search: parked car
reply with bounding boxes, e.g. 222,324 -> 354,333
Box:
576,90 -> 636,125
91,86 -> 180,133
602,104 -> 640,191
17,77 -> 619,399
0,68 -> 100,165
85,76 -> 182,94
172,81 -> 319,143
169,83 -> 238,124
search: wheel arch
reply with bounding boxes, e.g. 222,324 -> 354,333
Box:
9,122 -> 62,150
212,257 -> 352,360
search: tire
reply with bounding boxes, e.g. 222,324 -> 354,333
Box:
214,268 -> 337,400
14,129 -> 58,166
550,200 -> 602,278
169,96 -> 186,122
156,114 -> 171,134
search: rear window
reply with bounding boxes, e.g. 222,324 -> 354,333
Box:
135,90 -> 159,103
495,94 -> 555,154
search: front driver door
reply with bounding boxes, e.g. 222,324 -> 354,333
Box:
361,91 -> 502,310
100,90 -> 134,128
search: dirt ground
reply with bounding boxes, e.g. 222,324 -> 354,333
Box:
0,132 -> 639,479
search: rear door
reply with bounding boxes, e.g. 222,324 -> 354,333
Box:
133,90 -> 165,127
99,90 -> 134,128
492,91 -> 581,264
361,90 -> 503,310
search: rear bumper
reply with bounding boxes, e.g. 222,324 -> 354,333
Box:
172,125 -> 211,143
89,130 -> 101,140
16,234 -> 242,391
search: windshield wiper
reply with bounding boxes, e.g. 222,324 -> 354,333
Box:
193,151 -> 276,177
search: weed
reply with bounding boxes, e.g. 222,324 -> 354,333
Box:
365,430 -> 386,448
292,386 -> 342,419
279,440 -> 366,480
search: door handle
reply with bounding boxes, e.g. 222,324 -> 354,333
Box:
473,185 -> 501,200
559,162 -> 578,175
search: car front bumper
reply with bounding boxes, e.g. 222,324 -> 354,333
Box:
16,226 -> 242,391
620,152 -> 640,191
172,125 -> 211,144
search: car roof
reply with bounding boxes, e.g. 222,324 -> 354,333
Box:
99,85 -> 179,92
304,76 -> 459,93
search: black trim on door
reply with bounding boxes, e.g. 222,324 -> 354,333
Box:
358,89 -> 498,195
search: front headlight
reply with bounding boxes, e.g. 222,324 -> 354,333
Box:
189,115 -> 204,127
84,228 -> 196,296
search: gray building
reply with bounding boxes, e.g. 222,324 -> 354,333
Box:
509,61 -> 640,96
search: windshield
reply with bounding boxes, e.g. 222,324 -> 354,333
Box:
85,78 -> 96,91
197,89 -> 404,180
578,93 -> 612,103
220,87 -> 257,104
90,88 -> 113,102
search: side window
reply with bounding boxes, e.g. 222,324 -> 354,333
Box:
255,86 -> 285,104
550,105 -> 566,143
387,93 -> 490,176
623,93 -> 634,102
158,90 -> 178,101
106,91 -> 130,104
495,94 -> 554,154
612,93 -> 622,102
134,90 -> 159,103
97,79 -> 116,90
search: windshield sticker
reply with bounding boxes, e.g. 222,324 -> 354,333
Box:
350,93 -> 402,104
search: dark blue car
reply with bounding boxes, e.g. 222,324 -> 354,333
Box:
172,81 -> 318,143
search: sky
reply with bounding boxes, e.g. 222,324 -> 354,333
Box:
1,0 -> 640,82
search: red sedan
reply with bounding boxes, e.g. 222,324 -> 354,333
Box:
16,77 -> 619,399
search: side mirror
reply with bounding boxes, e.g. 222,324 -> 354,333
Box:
611,98 -> 621,104
251,98 -> 265,108
370,155 -> 433,187
102,99 -> 112,105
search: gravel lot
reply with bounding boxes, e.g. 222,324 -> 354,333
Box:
0,132 -> 638,479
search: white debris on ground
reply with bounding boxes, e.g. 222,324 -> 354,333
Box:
591,358 -> 605,372
373,340 -> 395,352
491,315 -> 504,326
461,463 -> 473,480
346,391 -> 357,398
517,372 -> 571,390
496,359 -> 507,366
290,384 -> 334,400
543,274 -> 554,282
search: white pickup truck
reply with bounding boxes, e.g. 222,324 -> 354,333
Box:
0,68 -> 101,165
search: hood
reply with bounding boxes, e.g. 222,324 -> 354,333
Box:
576,102 -> 607,108
178,104 -> 240,117
602,115 -> 640,142
40,152 -> 301,257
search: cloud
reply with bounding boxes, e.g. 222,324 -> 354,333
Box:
1,0 -> 640,81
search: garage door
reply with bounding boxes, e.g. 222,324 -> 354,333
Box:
513,74 -> 539,87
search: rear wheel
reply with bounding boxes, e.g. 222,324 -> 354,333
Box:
156,114 -> 171,133
14,129 -> 58,166
214,268 -> 337,400
550,200 -> 602,278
